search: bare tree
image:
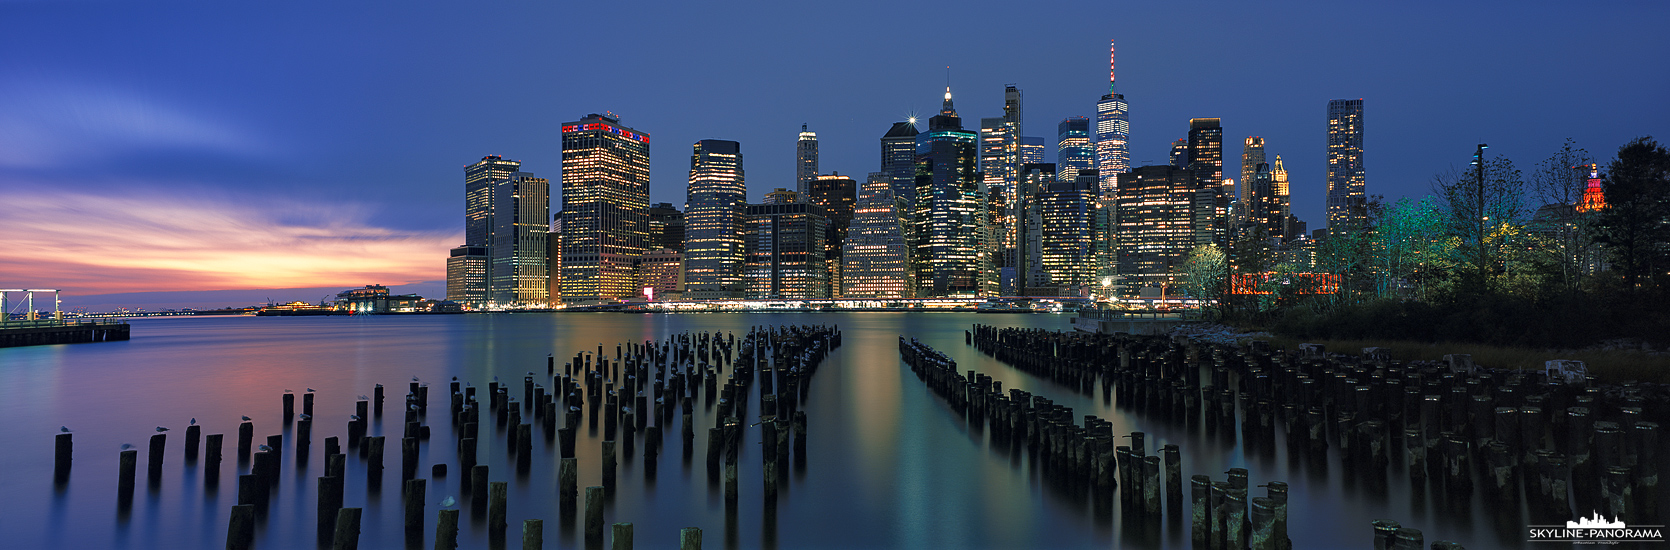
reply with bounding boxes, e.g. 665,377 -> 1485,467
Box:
1529,138 -> 1596,291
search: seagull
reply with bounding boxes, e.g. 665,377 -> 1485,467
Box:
284,389 -> 293,393
493,375 -> 499,382
155,426 -> 169,432
60,426 -> 70,433
258,444 -> 273,452
409,404 -> 419,411
439,496 -> 456,507
241,415 -> 252,421
358,395 -> 369,400
120,443 -> 134,451
306,388 -> 315,393
412,376 -> 419,382
350,415 -> 361,422
451,376 -> 458,381
299,414 -> 311,421
190,418 -> 197,426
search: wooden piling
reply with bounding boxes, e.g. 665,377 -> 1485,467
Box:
304,391 -> 315,416
611,522 -> 633,550
184,425 -> 200,461
523,519 -> 543,550
1190,475 -> 1210,545
226,504 -> 255,550
238,474 -> 258,506
489,481 -> 508,535
403,437 -> 419,480
319,475 -> 343,537
435,509 -> 459,550
54,433 -> 72,481
680,527 -> 703,550
284,392 -> 295,419
1391,527 -> 1422,550
238,421 -> 253,459
585,486 -> 605,545
328,452 -> 346,479
560,458 -> 578,510
147,433 -> 165,478
1250,497 -> 1275,550
367,436 -> 385,484
459,437 -> 476,493
405,479 -> 426,535
471,465 -> 489,508
331,507 -> 362,550
604,440 -> 617,491
205,433 -> 223,484
1371,519 -> 1401,550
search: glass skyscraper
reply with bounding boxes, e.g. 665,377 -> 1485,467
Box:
1114,165 -> 1198,296
911,88 -> 990,297
683,139 -> 746,299
1186,118 -> 1229,247
1057,116 -> 1093,182
1094,40 -> 1130,194
796,124 -> 818,195
490,172 -> 550,306
842,174 -> 911,298
559,113 -> 651,304
881,120 -> 921,204
1327,99 -> 1366,233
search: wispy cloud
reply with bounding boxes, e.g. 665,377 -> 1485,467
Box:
0,79 -> 269,169
0,188 -> 460,296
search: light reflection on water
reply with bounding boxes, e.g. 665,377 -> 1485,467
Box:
0,313 -> 1516,549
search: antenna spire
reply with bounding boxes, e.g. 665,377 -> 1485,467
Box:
1108,39 -> 1117,94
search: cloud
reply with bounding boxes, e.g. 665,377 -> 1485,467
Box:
0,188 -> 461,296
0,80 -> 269,169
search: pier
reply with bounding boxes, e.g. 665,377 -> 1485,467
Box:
0,319 -> 129,348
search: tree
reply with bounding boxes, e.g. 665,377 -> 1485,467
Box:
1529,138 -> 1597,292
1432,149 -> 1527,293
1370,196 -> 1451,300
1591,136 -> 1670,291
1182,243 -> 1228,308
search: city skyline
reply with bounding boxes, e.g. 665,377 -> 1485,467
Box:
2,1 -> 1664,310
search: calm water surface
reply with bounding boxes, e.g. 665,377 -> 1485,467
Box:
0,313 -> 1522,549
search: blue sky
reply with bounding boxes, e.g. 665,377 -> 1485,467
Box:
1,0 -> 1665,310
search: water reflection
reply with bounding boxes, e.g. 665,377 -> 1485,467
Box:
0,313 -> 1528,549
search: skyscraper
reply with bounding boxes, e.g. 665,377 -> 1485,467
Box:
490,172 -> 550,306
559,113 -> 651,304
465,155 -> 521,249
1018,137 -> 1046,165
881,120 -> 921,203
981,86 -> 1025,291
1057,116 -> 1093,182
1038,173 -> 1099,294
744,200 -> 828,299
446,245 -> 490,307
1115,165 -> 1198,296
1327,99 -> 1366,233
796,124 -> 818,195
1186,118 -> 1229,247
1094,40 -> 1130,194
911,87 -> 990,297
1015,163 -> 1057,294
647,202 -> 685,251
683,139 -> 746,299
1241,137 -> 1265,206
1169,139 -> 1189,169
842,174 -> 912,298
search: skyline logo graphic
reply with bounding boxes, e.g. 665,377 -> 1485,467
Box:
1529,511 -> 1663,544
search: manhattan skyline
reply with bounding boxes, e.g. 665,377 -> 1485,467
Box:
1,1 -> 1665,310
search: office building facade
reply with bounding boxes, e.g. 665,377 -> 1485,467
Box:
647,202 -> 685,252
842,174 -> 912,298
1094,40 -> 1130,193
683,139 -> 747,299
1115,166 -> 1198,296
1057,116 -> 1093,182
797,124 -> 818,195
911,88 -> 991,297
744,202 -> 829,299
881,120 -> 921,204
490,172 -> 550,306
446,245 -> 490,307
559,113 -> 651,304
1327,99 -> 1366,233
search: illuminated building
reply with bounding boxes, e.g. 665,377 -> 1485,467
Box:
1058,116 -> 1093,182
490,172 -> 550,306
1114,165 -> 1198,296
912,87 -> 992,297
683,139 -> 747,300
446,245 -> 490,307
647,202 -> 685,252
546,213 -> 562,305
1019,136 -> 1046,165
744,200 -> 829,299
1094,40 -> 1130,194
1014,163 -> 1057,294
636,248 -> 684,301
797,124 -> 818,195
807,173 -> 856,295
881,120 -> 921,204
1577,164 -> 1607,212
1240,137 -> 1265,226
843,174 -> 912,298
1038,173 -> 1099,295
559,113 -> 651,305
465,155 -> 520,249
1327,99 -> 1366,233
1169,138 -> 1189,168
1185,118 -> 1229,247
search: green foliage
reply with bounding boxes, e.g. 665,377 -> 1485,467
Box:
1591,137 -> 1670,290
1181,243 -> 1227,303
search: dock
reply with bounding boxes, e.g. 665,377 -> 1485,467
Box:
0,320 -> 130,348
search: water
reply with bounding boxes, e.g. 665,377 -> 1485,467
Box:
0,313 -> 1526,549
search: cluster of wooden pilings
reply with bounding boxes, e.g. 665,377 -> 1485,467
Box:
902,337 -> 1296,550
53,323 -> 841,550
968,323 -> 1670,548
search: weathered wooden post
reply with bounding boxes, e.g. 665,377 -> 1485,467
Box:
205,433 -> 223,485
459,437 -> 476,493
405,479 -> 426,536
147,433 -> 166,479
304,391 -> 315,416
1163,444 -> 1181,507
319,475 -> 343,538
332,507 -> 362,550
226,504 -> 255,550
238,421 -> 253,460
284,392 -> 295,420
489,481 -> 508,536
184,424 -> 200,462
435,509 -> 459,550
523,519 -> 543,550
680,527 -> 703,550
1391,527 -> 1422,550
603,440 -> 617,491
296,418 -> 312,462
1191,475 -> 1211,546
612,522 -> 634,550
471,465 -> 489,509
54,433 -> 72,482
403,437 -> 419,480
1250,497 -> 1275,550
1371,519 -> 1400,550
560,458 -> 578,512
367,436 -> 385,485
585,486 -> 605,546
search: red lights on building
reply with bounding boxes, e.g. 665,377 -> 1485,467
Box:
1229,272 -> 1340,295
560,122 -> 650,143
1577,164 -> 1607,212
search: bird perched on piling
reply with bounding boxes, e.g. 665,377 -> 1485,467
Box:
284,389 -> 293,393
358,395 -> 369,400
412,376 -> 419,382
241,415 -> 252,421
306,388 -> 315,392
190,418 -> 196,426
409,404 -> 419,411
299,414 -> 311,421
258,445 -> 273,452
350,415 -> 361,422
60,426 -> 70,433
155,426 -> 169,432
439,496 -> 456,507
120,443 -> 134,450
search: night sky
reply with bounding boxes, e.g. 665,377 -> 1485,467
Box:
2,1 -> 1665,310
